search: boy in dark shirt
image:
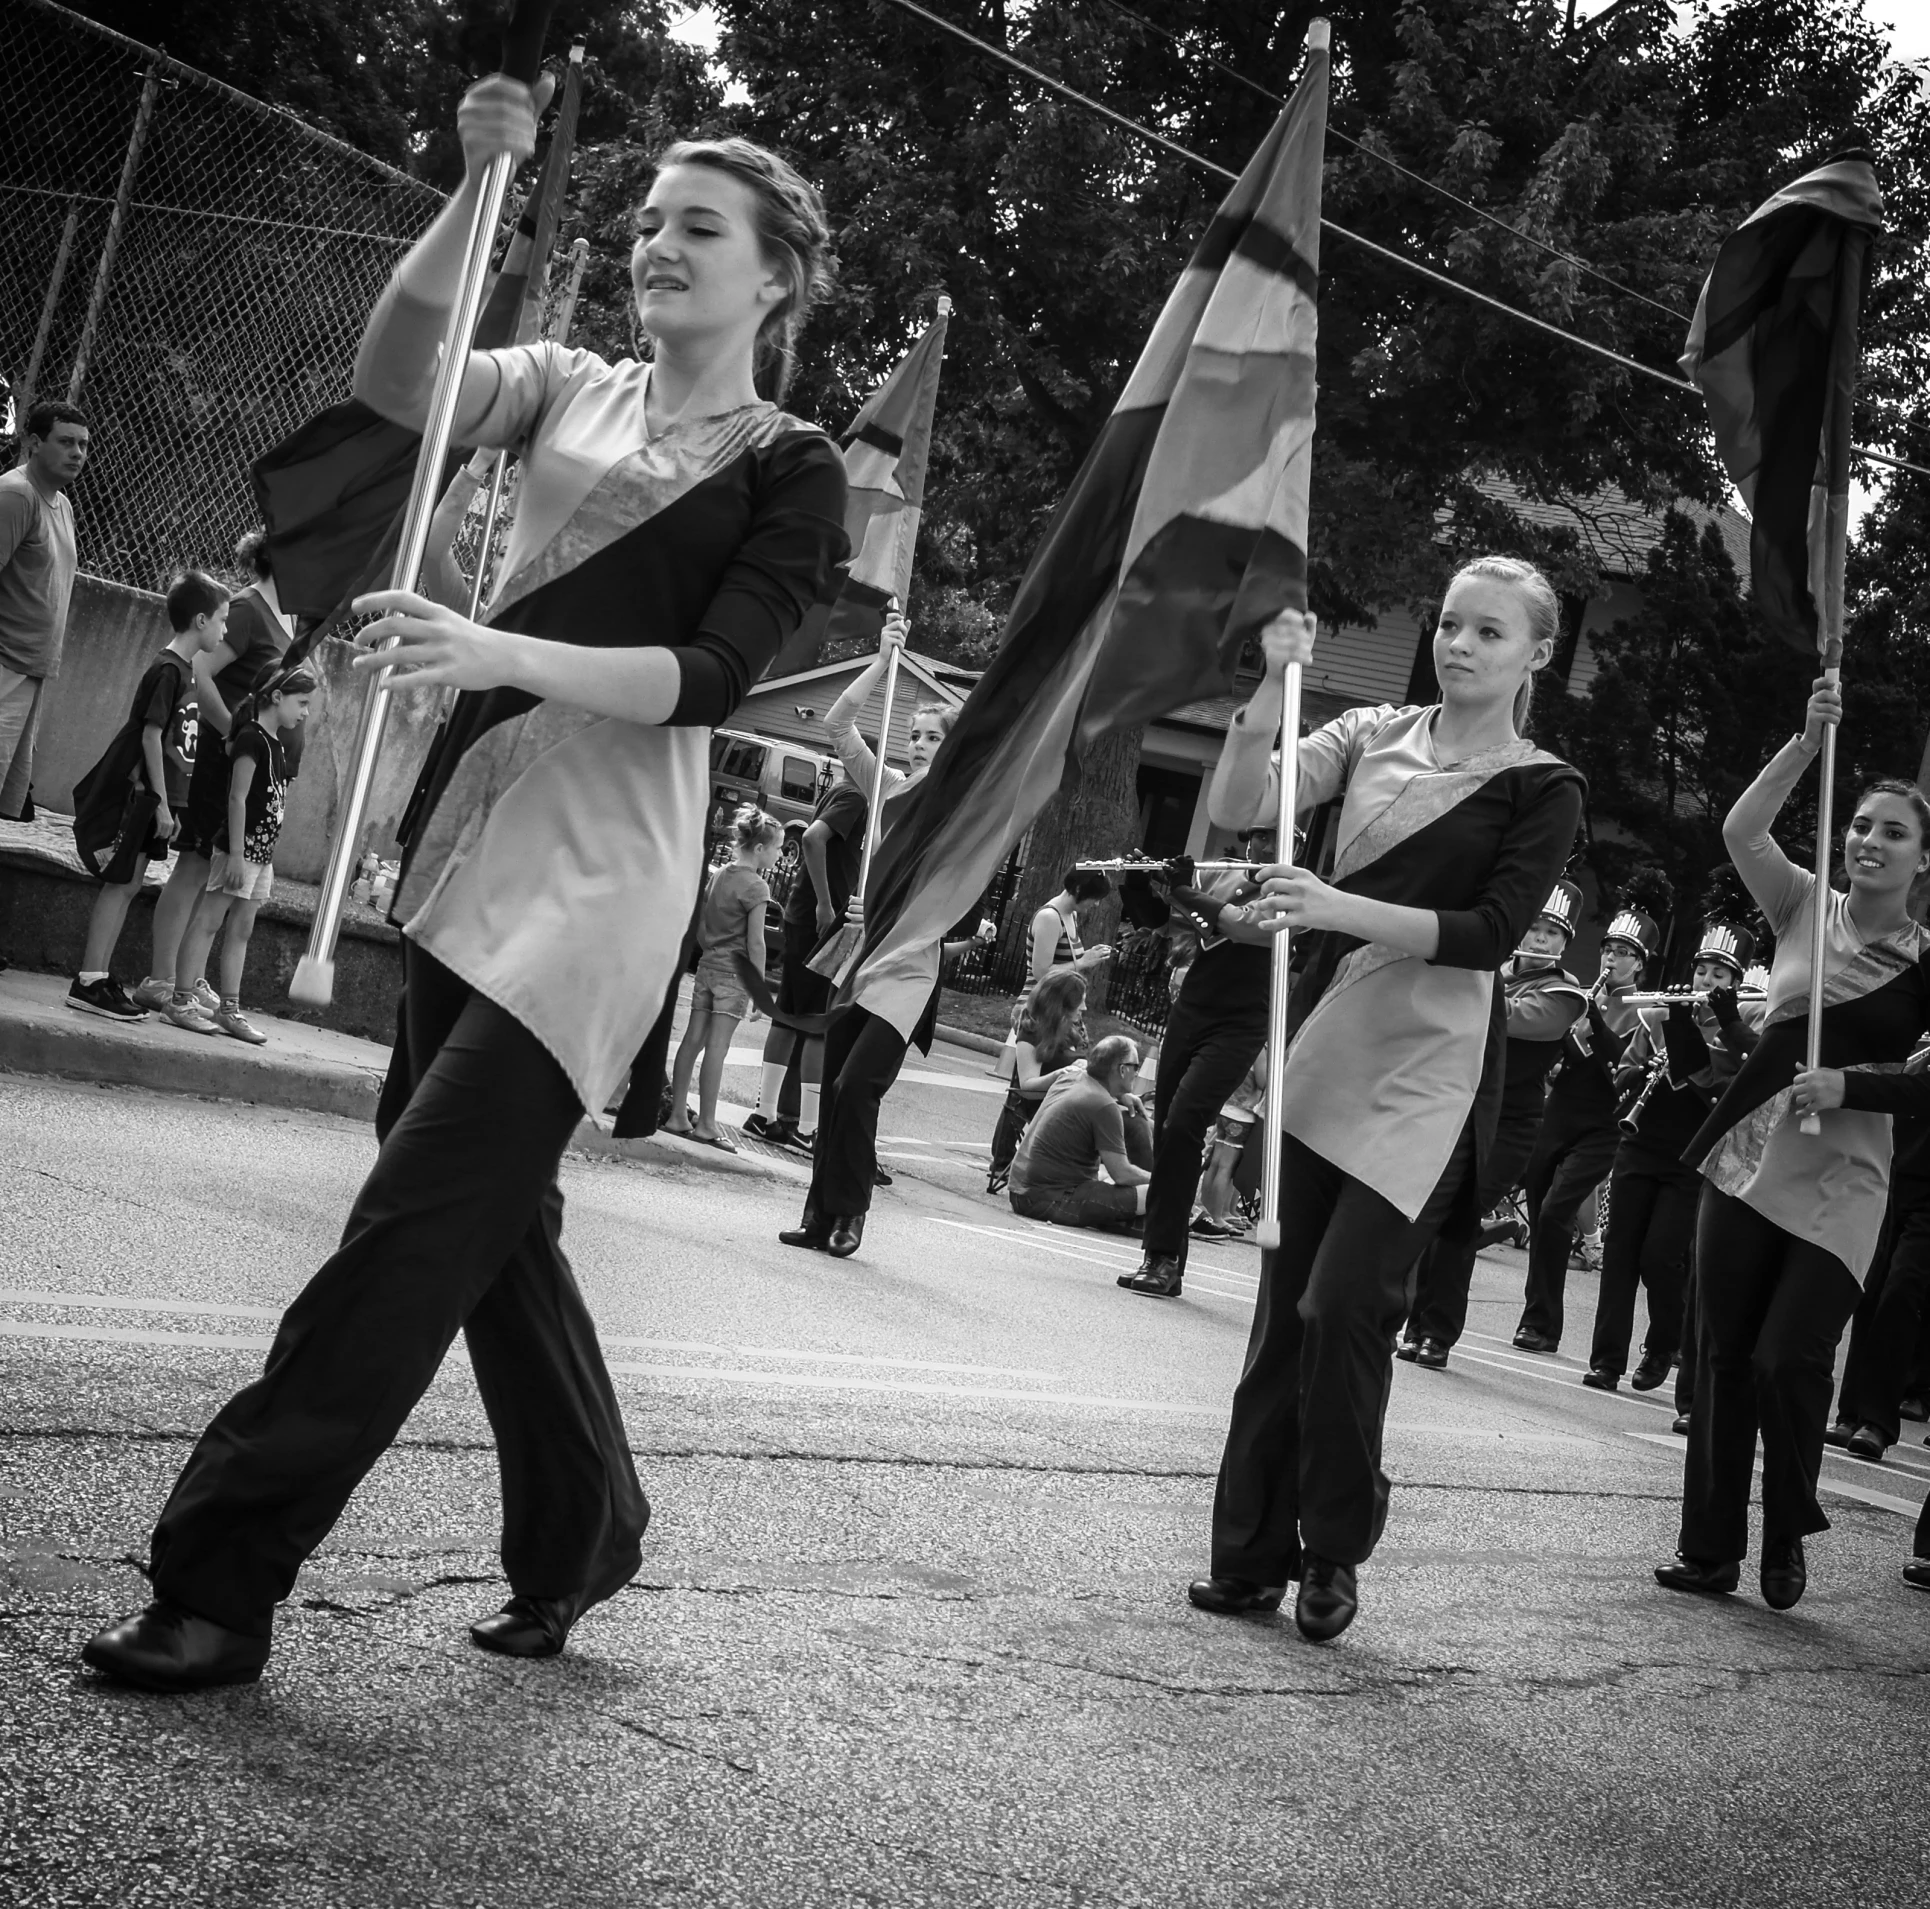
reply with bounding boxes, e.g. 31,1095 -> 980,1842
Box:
66,570 -> 230,1019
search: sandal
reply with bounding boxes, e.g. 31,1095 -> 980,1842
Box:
691,1129 -> 738,1154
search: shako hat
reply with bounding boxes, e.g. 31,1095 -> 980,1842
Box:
1695,919 -> 1755,978
1535,878 -> 1583,941
1602,906 -> 1660,959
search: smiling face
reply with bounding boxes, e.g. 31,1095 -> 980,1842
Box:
1432,575 -> 1551,719
1844,790 -> 1930,901
632,164 -> 787,357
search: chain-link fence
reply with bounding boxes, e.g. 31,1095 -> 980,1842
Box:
0,0 -> 442,591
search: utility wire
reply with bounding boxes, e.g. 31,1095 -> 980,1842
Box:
881,0 -> 1930,481
1095,0 -> 1694,324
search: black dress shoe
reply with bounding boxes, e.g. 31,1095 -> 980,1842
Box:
1513,1330 -> 1559,1353
1760,1537 -> 1806,1611
1822,1418 -> 1856,1449
778,1205 -> 831,1250
1629,1355 -> 1670,1392
1671,1411 -> 1691,1436
1902,1558 -> 1930,1591
1581,1365 -> 1618,1391
1118,1254 -> 1183,1298
471,1593 -> 582,1658
827,1212 -> 865,1257
1898,1395 -> 1928,1423
1413,1338 -> 1449,1369
1187,1575 -> 1286,1615
1294,1554 -> 1358,1641
1394,1337 -> 1420,1362
81,1599 -> 270,1692
872,1165 -> 893,1187
1845,1424 -> 1888,1461
1653,1555 -> 1740,1597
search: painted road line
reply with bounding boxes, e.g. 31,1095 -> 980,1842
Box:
600,1334 -> 1066,1381
0,1318 -> 274,1352
1432,1342 -> 1683,1418
603,1360 -> 1215,1414
924,1219 -> 1256,1304
0,1287 -> 281,1320
1627,1431 -> 1923,1518
930,1217 -> 1255,1283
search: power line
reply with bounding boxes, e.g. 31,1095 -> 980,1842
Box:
1095,0 -> 1693,324
881,0 -> 1930,482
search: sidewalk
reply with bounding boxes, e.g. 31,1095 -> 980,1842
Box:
0,965 -> 809,1186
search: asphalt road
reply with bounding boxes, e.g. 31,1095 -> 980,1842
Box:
2,1070 -> 1927,1908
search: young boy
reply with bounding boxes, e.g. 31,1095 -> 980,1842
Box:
66,569 -> 230,1019
161,660 -> 315,1043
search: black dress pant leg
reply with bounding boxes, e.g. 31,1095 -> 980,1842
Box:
1141,1002 -> 1265,1267
1212,1122 -> 1472,1578
149,947 -> 596,1636
1836,1199 -> 1930,1443
809,1005 -> 910,1218
1590,1156 -> 1656,1376
1679,1187 -> 1861,1563
1636,1173 -> 1699,1365
1407,1106 -> 1539,1348
1519,1120 -> 1621,1344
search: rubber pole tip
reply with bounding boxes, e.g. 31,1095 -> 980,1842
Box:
1799,1112 -> 1823,1136
289,954 -> 335,1007
1256,1217 -> 1282,1250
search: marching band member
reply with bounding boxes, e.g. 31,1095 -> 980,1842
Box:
1189,557 -> 1583,1641
1399,880 -> 1589,1367
1585,921 -> 1759,1393
1511,905 -> 1654,1349
82,82 -> 849,1689
1657,679 -> 1930,1611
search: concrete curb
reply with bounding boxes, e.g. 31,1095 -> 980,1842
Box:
936,1022 -> 1006,1058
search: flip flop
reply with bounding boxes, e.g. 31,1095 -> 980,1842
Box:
691,1131 -> 738,1154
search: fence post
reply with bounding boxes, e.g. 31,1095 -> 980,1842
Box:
22,197 -> 80,415
67,60 -> 160,404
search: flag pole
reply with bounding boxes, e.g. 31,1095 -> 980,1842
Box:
292,2 -> 554,1007
1799,223 -> 1869,1135
812,629 -> 904,987
1254,640 -> 1304,1252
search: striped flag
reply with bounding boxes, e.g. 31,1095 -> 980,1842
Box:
855,26 -> 1327,996
1680,153 -> 1882,656
250,53 -> 585,626
768,300 -> 952,678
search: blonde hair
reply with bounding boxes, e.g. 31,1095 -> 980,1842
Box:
1448,555 -> 1561,732
730,804 -> 784,853
650,137 -> 833,402
910,700 -> 956,740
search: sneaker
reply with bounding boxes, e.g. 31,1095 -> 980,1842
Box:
1190,1211 -> 1236,1239
130,975 -> 173,1011
212,1004 -> 268,1046
192,978 -> 220,1014
67,975 -> 146,1021
161,997 -> 218,1035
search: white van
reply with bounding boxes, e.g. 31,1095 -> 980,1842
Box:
708,729 -> 839,829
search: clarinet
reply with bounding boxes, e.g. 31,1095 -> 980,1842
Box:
1616,1051 -> 1669,1136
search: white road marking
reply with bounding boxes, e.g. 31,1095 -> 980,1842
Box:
0,1318 -> 273,1352
1626,1431 -> 1923,1518
0,1286 -> 279,1320
929,1216 -> 1255,1283
602,1361 -> 1214,1413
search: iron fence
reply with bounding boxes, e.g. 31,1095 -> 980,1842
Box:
0,0 -> 443,590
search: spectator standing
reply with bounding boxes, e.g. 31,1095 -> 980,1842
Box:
66,571 -> 231,1018
163,662 -> 316,1043
133,530 -> 296,1012
0,400 -> 88,817
664,806 -> 784,1150
1007,1034 -> 1154,1232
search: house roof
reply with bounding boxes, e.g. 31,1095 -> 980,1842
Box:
1471,476 -> 1751,581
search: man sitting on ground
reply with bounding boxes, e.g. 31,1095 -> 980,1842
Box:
1008,1034 -> 1153,1232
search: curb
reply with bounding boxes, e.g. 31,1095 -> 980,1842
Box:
936,1021 -> 1006,1058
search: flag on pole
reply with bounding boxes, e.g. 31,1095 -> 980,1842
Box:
1679,153 -> 1882,656
855,29 -> 1327,997
249,51 -> 585,626
768,300 -> 953,679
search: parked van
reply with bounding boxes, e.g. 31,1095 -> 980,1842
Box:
708,729 -> 839,830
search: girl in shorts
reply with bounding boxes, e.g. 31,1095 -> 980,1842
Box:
163,663 -> 315,1044
665,804 -> 784,1149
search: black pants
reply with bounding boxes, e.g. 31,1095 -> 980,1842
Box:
1212,1121 -> 1473,1578
1679,1186 -> 1860,1563
1406,1104 -> 1540,1348
150,944 -> 648,1637
1590,1144 -> 1698,1377
1517,1107 -> 1620,1344
808,1004 -> 910,1219
1835,1193 -> 1930,1443
988,1084 -> 1036,1179
1142,994 -> 1267,1269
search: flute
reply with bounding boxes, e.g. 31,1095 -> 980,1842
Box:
1622,987 -> 1768,1010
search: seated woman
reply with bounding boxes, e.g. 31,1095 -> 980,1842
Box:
1007,1035 -> 1153,1232
986,967 -> 1088,1194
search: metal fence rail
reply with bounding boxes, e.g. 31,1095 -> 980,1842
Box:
0,0 -> 442,589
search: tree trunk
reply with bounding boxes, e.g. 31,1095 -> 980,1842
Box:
1000,725 -> 1145,1009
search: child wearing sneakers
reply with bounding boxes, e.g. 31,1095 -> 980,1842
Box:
67,569 -> 231,1020
161,660 -> 315,1044
663,805 -> 784,1150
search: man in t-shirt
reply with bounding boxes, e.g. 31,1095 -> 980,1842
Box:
1008,1034 -> 1155,1232
132,528 -> 295,1013
744,768 -> 868,1149
0,400 -> 88,818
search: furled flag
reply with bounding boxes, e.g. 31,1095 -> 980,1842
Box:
249,50 -> 585,629
768,298 -> 953,679
854,24 -> 1327,997
1680,152 -> 1882,656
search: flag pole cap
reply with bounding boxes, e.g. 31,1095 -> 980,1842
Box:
1307,18 -> 1331,49
568,44 -> 585,63
937,294 -> 952,317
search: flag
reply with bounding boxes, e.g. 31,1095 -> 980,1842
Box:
1680,153 -> 1882,655
855,27 -> 1328,1002
249,53 -> 584,627
768,300 -> 952,679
